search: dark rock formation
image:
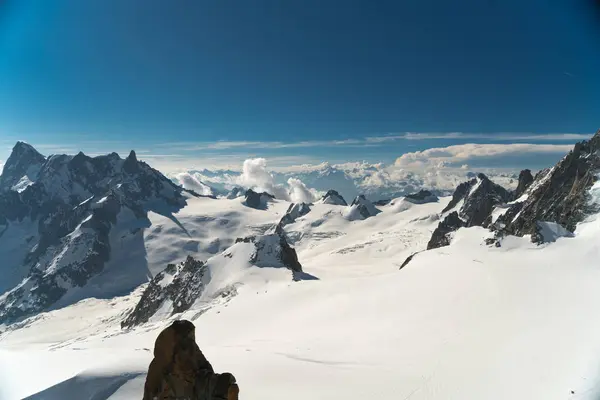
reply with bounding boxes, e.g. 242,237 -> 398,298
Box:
244,189 -> 275,209
142,320 -> 239,400
405,190 -> 439,204
427,174 -> 511,250
513,169 -> 534,200
320,189 -> 347,206
427,212 -> 465,250
275,202 -> 311,234
442,180 -> 474,213
493,130 -> 600,242
121,256 -> 207,328
398,252 -> 421,270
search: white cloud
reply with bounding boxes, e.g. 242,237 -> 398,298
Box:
383,132 -> 591,141
394,143 -> 573,169
173,172 -> 214,196
287,178 -> 319,203
152,132 -> 589,153
236,158 -> 318,203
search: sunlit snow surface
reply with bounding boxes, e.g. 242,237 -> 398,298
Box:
1,195 -> 600,400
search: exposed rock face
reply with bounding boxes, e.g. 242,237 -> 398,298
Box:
121,256 -> 207,328
493,131 -> 600,242
320,189 -> 348,206
427,212 -> 465,250
405,190 -> 439,204
142,320 -> 238,400
345,195 -> 381,220
236,234 -> 303,273
513,169 -> 534,200
275,202 -> 311,233
0,141 -> 46,192
0,143 -> 195,324
427,174 -> 511,250
244,189 -> 275,209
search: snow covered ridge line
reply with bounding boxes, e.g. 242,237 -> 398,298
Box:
0,142 -> 202,324
422,129 -> 600,254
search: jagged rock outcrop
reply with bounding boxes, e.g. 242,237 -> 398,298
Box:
244,189 -> 275,209
493,130 -> 600,243
320,189 -> 348,206
513,169 -> 534,200
0,143 -> 196,324
427,212 -> 465,250
344,195 -> 381,221
275,202 -> 311,234
427,174 -> 511,250
121,256 -> 207,328
405,190 -> 439,204
142,320 -> 239,400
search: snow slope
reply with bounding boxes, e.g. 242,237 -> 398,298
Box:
142,195 -> 291,275
2,195 -> 600,400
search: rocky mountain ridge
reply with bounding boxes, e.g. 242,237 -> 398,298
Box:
0,142 -> 196,323
426,130 -> 600,250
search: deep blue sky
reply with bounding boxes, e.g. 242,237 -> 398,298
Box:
0,0 -> 599,171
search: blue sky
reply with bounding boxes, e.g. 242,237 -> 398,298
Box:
0,0 -> 599,172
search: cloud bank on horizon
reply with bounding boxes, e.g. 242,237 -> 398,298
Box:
0,132 -> 590,182
0,133 -> 589,202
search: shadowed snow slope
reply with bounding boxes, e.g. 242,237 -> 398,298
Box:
3,193 -> 600,399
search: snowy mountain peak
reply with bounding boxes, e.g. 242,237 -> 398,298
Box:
0,141 -> 46,192
244,189 -> 275,209
320,189 -> 348,206
127,150 -> 138,162
275,202 -> 312,233
428,175 -> 511,249
345,195 -> 381,220
514,169 -> 534,200
0,146 -> 195,324
491,131 -> 600,242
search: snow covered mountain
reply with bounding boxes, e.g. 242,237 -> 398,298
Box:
0,143 -> 198,323
2,132 -> 600,400
170,163 -> 520,203
424,130 -> 600,250
491,131 -> 600,242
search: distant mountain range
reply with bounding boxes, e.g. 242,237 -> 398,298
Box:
169,162 -> 520,202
